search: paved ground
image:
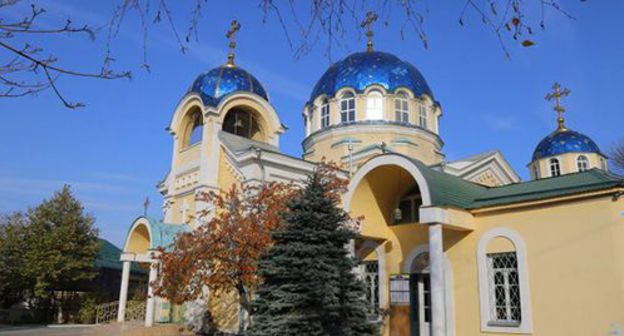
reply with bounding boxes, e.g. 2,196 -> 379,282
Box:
0,324 -> 192,336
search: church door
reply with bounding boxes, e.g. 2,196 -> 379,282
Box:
410,273 -> 431,336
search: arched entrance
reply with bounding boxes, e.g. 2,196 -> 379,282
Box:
118,217 -> 191,327
344,154 -> 450,336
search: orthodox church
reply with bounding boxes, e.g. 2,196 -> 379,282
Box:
117,19 -> 624,336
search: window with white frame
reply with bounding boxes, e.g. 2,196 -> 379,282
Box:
418,104 -> 427,129
363,261 -> 380,315
487,252 -> 521,326
366,90 -> 384,120
577,155 -> 589,172
477,228 -> 532,334
549,158 -> 561,177
340,92 -> 356,123
320,99 -> 330,129
395,92 -> 409,123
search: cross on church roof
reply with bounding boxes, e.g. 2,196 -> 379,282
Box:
545,82 -> 571,131
361,11 -> 378,52
226,19 -> 241,66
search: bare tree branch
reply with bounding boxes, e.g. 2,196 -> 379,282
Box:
0,0 -> 584,108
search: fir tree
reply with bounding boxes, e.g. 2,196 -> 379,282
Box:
249,172 -> 378,336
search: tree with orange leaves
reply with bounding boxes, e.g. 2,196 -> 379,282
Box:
155,161 -> 347,333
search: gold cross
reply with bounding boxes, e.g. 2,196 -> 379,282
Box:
360,11 -> 378,52
545,82 -> 571,131
226,19 -> 241,66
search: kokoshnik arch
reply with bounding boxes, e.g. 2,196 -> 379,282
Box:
118,18 -> 624,336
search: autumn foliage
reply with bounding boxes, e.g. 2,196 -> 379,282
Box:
154,161 -> 348,323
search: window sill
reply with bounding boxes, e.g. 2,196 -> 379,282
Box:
482,322 -> 532,334
488,321 -> 521,328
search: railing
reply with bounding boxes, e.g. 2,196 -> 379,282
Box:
95,300 -> 146,325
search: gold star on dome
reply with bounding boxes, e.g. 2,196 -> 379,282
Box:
545,82 -> 571,131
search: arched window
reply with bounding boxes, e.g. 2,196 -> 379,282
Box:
186,110 -> 203,147
340,92 -> 356,123
577,155 -> 589,172
549,158 -> 561,177
395,92 -> 409,124
320,98 -> 330,128
477,228 -> 533,333
394,187 -> 422,225
419,104 -> 427,129
366,90 -> 384,120
223,107 -> 261,140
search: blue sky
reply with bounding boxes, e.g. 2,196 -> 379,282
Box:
1,1 -> 623,247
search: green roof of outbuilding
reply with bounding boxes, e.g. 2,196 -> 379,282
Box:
468,169 -> 624,209
95,239 -> 147,274
401,156 -> 624,210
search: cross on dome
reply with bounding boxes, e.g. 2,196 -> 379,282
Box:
545,82 -> 571,131
361,11 -> 378,52
226,19 -> 242,66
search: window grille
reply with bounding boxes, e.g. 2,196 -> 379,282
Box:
577,155 -> 589,172
550,158 -> 561,177
363,261 -> 380,314
487,252 -> 521,326
395,93 -> 409,123
340,93 -> 356,123
321,100 -> 330,128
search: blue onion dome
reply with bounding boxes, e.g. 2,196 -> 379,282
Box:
532,128 -> 603,161
309,51 -> 433,104
189,65 -> 269,107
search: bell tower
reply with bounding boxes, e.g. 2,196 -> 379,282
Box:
158,20 -> 285,226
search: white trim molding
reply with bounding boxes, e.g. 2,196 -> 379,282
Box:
477,228 -> 533,334
344,154 -> 432,214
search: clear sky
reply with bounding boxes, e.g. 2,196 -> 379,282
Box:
1,1 -> 622,247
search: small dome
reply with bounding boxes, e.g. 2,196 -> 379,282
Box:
189,65 -> 269,107
532,129 -> 603,161
309,51 -> 433,104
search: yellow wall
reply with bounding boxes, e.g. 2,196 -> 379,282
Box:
446,197 -> 624,335
303,90 -> 443,166
304,127 -> 443,167
347,163 -> 624,335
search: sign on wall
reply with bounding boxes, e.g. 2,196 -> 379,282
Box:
389,274 -> 410,305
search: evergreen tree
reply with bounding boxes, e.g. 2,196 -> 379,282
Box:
24,185 -> 100,320
24,185 -> 99,298
0,213 -> 29,308
249,173 -> 378,336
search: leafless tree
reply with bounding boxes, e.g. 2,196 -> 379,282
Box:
610,141 -> 624,174
0,0 -> 581,109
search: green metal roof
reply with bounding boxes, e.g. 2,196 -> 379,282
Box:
131,217 -> 191,250
403,156 -> 624,210
468,169 -> 624,209
95,239 -> 147,273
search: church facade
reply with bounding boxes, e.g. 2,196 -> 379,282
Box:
116,25 -> 624,336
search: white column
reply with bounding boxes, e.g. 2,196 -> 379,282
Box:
375,244 -> 387,308
117,261 -> 131,322
428,223 -> 446,336
145,261 -> 158,327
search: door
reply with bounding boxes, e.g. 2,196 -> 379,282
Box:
410,273 -> 431,336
